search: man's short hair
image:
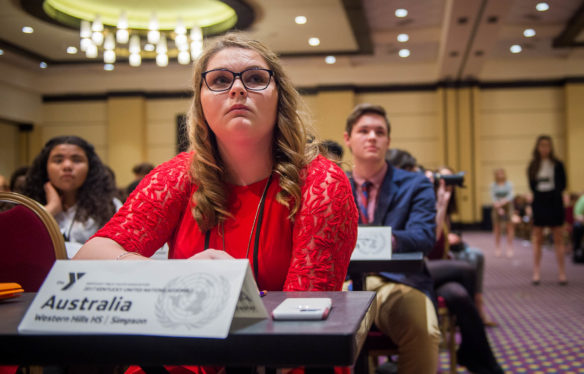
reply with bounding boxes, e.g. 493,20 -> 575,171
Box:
321,139 -> 344,160
345,103 -> 391,136
132,162 -> 155,176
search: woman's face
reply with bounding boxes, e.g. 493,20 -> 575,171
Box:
200,47 -> 278,149
46,144 -> 89,194
495,169 -> 506,182
537,138 -> 551,158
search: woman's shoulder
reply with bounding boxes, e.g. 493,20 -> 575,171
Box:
302,154 -> 349,187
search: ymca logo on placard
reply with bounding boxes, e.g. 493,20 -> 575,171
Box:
61,272 -> 86,291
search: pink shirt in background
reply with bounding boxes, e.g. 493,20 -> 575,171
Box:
352,162 -> 388,223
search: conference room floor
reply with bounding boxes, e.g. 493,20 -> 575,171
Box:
434,230 -> 584,374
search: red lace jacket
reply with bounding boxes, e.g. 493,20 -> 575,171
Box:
95,152 -> 358,292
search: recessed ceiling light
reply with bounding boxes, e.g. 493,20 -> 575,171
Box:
398,49 -> 410,58
0,49 -> 4,56
523,28 -> 536,37
308,37 -> 320,47
66,46 -> 78,54
510,44 -> 522,53
395,9 -> 408,18
104,64 -> 114,71
325,56 -> 336,64
295,16 -> 307,25
397,33 -> 409,42
22,26 -> 34,34
40,62 -> 48,69
536,2 -> 549,11
144,43 -> 155,52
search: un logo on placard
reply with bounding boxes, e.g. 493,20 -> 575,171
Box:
355,232 -> 386,255
156,273 -> 230,329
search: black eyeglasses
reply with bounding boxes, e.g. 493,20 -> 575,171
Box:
201,68 -> 274,92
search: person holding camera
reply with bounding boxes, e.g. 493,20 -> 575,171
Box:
528,135 -> 567,285
386,151 -> 503,374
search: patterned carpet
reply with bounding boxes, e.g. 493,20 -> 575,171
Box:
438,231 -> 584,374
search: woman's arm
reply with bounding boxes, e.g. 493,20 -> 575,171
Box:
74,237 -> 147,260
435,179 -> 451,240
283,156 -> 358,291
83,153 -> 194,258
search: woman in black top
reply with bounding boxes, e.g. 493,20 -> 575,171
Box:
527,135 -> 567,285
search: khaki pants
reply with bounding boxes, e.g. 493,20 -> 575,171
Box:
366,276 -> 441,374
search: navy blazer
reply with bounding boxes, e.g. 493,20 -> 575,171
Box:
348,162 -> 436,299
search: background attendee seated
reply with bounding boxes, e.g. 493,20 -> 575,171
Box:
126,162 -> 155,197
9,166 -> 29,194
388,150 -> 503,374
344,104 -> 440,374
572,192 -> 584,263
24,135 -> 121,258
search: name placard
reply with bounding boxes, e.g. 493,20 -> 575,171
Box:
18,259 -> 268,338
350,226 -> 392,260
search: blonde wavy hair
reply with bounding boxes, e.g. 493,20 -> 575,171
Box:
188,32 -> 319,232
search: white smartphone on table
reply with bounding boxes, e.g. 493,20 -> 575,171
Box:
271,298 -> 332,320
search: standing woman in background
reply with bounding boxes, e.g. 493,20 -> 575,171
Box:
24,136 -> 121,258
491,168 -> 515,257
528,135 -> 567,285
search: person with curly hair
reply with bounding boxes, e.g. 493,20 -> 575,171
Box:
24,135 -> 121,257
75,34 -> 358,373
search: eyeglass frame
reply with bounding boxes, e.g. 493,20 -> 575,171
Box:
201,67 -> 274,92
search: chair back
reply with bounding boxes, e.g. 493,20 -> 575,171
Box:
0,192 -> 67,291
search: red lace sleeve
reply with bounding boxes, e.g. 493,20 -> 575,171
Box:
93,152 -> 193,256
283,155 -> 358,291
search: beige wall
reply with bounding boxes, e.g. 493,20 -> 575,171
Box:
475,87 -> 566,216
5,84 -> 580,222
0,120 -> 19,180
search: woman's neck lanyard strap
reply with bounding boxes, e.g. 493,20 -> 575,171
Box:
204,174 -> 273,280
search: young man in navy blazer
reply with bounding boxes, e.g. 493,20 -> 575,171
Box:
344,103 -> 439,374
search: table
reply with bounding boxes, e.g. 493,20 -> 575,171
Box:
348,252 -> 424,291
0,291 -> 376,369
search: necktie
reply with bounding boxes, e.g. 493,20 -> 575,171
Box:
359,181 -> 372,224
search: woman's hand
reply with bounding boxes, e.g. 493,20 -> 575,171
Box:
188,249 -> 235,260
43,182 -> 63,216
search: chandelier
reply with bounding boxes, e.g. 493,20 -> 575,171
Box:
79,13 -> 205,67
37,0 -> 253,67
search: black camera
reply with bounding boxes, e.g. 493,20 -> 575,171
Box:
434,172 -> 465,187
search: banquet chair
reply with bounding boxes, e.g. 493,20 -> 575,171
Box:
0,191 -> 67,292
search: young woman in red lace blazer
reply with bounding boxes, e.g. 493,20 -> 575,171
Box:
75,33 -> 357,297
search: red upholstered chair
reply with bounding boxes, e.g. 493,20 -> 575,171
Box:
0,191 -> 67,292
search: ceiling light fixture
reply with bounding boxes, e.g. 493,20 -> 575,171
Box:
308,37 -> 320,46
510,44 -> 522,53
397,33 -> 409,42
0,49 -> 4,56
66,46 -> 78,54
37,0 -> 253,67
398,49 -> 410,58
395,9 -> 408,18
104,63 -> 114,71
536,2 -> 549,12
40,62 -> 48,69
523,28 -> 536,37
325,56 -> 336,64
295,16 -> 307,25
22,26 -> 34,34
